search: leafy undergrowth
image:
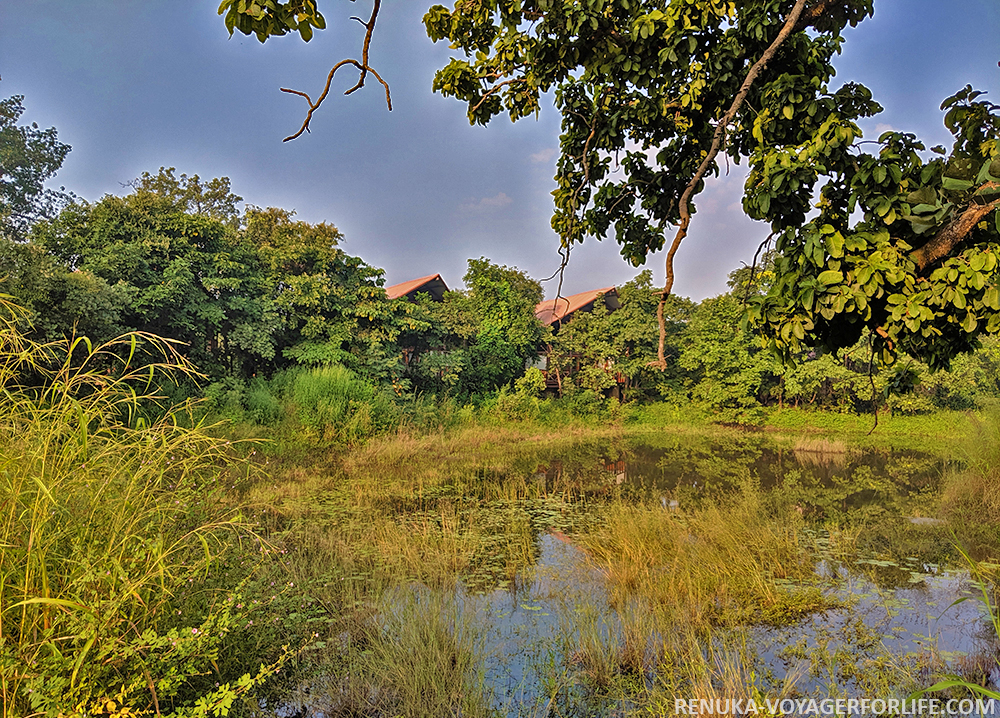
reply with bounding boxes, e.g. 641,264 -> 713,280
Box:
0,301 -> 295,717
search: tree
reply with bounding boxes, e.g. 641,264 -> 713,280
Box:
407,258 -> 544,395
422,0 -> 997,371
0,95 -> 71,240
549,270 -> 691,399
217,0 -> 391,141
221,2 -> 1000,371
31,180 -> 274,378
0,238 -> 121,343
243,205 -> 420,380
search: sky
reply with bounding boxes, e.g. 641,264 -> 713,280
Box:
2,1 -> 998,301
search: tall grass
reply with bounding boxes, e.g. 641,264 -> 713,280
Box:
942,410 -> 1000,525
286,365 -> 399,444
0,299 -> 280,717
578,479 -> 835,627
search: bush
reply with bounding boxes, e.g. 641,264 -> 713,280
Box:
287,364 -> 400,444
0,300 -> 285,716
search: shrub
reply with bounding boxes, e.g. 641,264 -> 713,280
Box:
0,299 -> 285,715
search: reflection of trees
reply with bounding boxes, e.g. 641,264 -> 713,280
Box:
411,432 -> 951,591
588,433 -> 949,522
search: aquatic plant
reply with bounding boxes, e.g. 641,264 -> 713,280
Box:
578,478 -> 836,627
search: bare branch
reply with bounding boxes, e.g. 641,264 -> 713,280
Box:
281,0 -> 391,142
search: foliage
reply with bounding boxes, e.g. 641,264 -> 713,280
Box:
483,366 -> 545,422
407,257 -> 544,396
423,1 -> 1000,368
0,95 -> 72,240
680,292 -> 780,424
129,166 -> 244,227
0,299 -> 287,716
30,177 -> 275,378
10,172 -> 419,385
746,87 -> 1000,371
0,236 -> 121,343
218,0 -> 328,43
549,271 -> 691,400
245,206 -> 420,380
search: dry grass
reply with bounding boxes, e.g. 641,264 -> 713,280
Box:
578,479 -> 836,627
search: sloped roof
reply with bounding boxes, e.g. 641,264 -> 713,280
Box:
535,286 -> 618,326
385,273 -> 449,302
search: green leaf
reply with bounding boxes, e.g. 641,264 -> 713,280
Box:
942,176 -> 974,192
817,270 -> 843,285
983,285 -> 999,310
782,105 -> 793,120
907,187 -> 937,205
826,231 -> 844,258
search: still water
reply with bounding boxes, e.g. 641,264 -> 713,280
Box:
292,434 -> 995,716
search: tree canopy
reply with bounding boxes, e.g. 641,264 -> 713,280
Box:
422,0 -> 1000,370
0,95 -> 71,240
217,2 -> 1000,372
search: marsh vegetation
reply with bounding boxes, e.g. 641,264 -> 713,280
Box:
6,170 -> 1000,717
4,302 -> 999,718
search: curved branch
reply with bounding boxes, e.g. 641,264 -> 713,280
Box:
910,185 -> 1000,271
469,78 -> 526,115
649,0 -> 812,369
281,0 -> 391,142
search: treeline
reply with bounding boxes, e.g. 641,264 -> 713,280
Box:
552,263 -> 1000,422
5,167 -> 1000,436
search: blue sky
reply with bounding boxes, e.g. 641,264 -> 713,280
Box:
2,1 -> 998,300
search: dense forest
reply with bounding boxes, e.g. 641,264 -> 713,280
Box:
5,156 -> 1000,440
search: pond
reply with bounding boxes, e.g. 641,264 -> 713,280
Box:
284,432 -> 1000,717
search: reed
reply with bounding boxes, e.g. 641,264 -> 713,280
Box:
0,298 -> 277,717
578,479 -> 834,627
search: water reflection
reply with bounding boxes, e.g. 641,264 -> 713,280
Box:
291,432 -> 989,715
467,531 -> 997,716
529,436 -> 954,523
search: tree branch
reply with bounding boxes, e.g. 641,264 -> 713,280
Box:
469,78 -> 526,115
910,185 -> 1000,271
281,0 -> 390,142
650,0 -> 812,369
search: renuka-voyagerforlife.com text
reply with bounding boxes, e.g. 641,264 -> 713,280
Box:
674,698 -> 998,716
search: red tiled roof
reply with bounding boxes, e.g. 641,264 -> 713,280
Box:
535,287 -> 618,326
385,273 -> 449,301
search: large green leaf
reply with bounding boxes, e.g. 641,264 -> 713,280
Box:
942,176 -> 974,192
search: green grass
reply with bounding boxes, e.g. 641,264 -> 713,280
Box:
764,407 -> 974,451
0,300 -> 287,717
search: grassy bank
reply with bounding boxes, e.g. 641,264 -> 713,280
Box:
8,312 -> 996,717
0,304 -> 297,716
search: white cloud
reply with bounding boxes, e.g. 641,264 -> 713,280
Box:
875,122 -> 898,135
530,148 -> 557,164
459,192 -> 513,212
